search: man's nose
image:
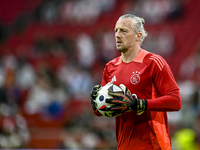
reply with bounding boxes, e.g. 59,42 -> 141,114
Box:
115,31 -> 121,38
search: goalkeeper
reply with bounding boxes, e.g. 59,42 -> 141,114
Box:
90,14 -> 181,150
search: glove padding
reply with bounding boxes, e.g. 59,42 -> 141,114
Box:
104,84 -> 147,115
90,84 -> 101,112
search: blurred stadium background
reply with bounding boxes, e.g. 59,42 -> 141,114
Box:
0,0 -> 199,149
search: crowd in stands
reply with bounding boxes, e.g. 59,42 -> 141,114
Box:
0,0 -> 199,149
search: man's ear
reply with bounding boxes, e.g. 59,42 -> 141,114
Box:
135,32 -> 142,42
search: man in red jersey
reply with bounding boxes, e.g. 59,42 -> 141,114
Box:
90,14 -> 181,150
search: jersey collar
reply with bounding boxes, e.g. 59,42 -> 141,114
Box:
115,49 -> 149,65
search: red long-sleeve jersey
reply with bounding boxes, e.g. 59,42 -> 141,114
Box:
94,49 -> 181,150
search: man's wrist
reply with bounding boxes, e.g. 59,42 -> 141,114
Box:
137,99 -> 147,115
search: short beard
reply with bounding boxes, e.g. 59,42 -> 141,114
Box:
116,47 -> 128,53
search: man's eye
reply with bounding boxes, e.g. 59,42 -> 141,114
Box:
114,29 -> 126,33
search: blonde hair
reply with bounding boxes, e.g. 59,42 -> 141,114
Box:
118,14 -> 148,45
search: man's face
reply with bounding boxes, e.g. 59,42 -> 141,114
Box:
114,18 -> 136,52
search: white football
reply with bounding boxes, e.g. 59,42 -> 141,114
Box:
96,82 -> 123,117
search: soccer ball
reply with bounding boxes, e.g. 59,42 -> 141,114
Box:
96,82 -> 123,117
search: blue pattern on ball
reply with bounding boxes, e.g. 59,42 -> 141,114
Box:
99,95 -> 104,101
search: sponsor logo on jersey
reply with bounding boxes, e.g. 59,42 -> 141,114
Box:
130,71 -> 140,85
111,75 -> 116,83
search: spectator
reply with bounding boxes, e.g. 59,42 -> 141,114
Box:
179,41 -> 200,81
24,66 -> 68,118
76,33 -> 95,69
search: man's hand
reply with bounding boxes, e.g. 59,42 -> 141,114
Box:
104,84 -> 136,113
105,84 -> 148,115
90,84 -> 101,112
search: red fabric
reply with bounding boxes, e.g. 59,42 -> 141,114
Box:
92,109 -> 102,117
99,49 -> 181,150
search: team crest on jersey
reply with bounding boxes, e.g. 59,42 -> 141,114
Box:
130,71 -> 140,85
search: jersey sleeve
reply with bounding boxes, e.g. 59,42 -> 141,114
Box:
147,54 -> 181,111
92,109 -> 103,116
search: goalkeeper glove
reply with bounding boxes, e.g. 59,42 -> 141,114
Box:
105,84 -> 148,115
90,84 -> 101,112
